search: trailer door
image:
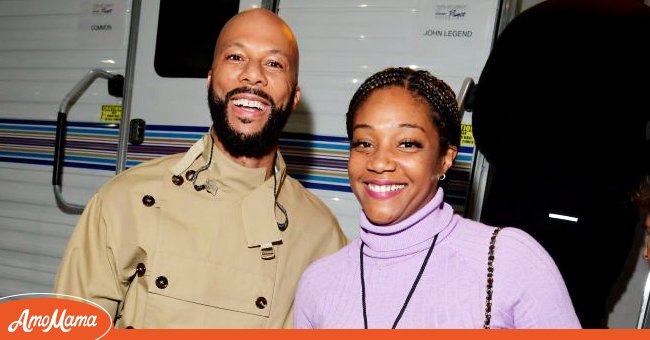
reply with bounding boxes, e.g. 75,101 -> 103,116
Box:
0,0 -> 131,296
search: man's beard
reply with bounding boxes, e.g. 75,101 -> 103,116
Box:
208,86 -> 293,158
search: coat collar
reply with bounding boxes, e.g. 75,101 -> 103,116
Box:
169,133 -> 288,248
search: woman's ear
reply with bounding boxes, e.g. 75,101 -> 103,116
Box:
441,146 -> 458,174
206,70 -> 212,87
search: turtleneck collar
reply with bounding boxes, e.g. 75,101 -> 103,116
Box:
359,188 -> 458,259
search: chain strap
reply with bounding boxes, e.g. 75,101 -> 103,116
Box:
483,227 -> 503,329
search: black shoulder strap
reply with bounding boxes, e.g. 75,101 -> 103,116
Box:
483,227 -> 503,329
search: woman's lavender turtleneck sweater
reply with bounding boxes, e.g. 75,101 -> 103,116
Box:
294,189 -> 580,329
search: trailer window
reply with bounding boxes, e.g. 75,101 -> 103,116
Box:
154,0 -> 240,78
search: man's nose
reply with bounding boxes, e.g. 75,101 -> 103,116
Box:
239,62 -> 267,86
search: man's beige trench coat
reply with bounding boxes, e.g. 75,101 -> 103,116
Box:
54,134 -> 348,328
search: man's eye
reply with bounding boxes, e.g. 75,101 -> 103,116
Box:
266,60 -> 283,68
226,54 -> 243,61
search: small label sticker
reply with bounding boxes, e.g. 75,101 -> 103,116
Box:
100,104 -> 122,122
461,124 -> 474,146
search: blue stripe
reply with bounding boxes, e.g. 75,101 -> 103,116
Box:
0,119 -> 57,126
68,121 -> 120,130
0,150 -> 52,159
282,131 -> 348,143
280,140 -> 349,150
302,182 -> 352,193
65,155 -> 116,165
291,174 -> 350,184
144,131 -> 205,139
0,124 -> 55,132
0,157 -> 52,167
455,154 -> 473,162
64,162 -> 115,171
0,151 -> 120,166
146,124 -> 209,133
68,122 -> 120,129
0,157 -> 116,172
459,146 -> 474,153
126,160 -> 142,167
67,127 -> 119,136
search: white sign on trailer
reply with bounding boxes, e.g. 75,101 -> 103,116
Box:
78,1 -> 128,48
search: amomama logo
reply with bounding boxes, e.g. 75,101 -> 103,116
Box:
0,293 -> 112,339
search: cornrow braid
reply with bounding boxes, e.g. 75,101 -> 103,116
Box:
346,67 -> 461,153
632,175 -> 650,209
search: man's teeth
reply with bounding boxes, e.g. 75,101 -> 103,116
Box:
232,99 -> 265,110
367,183 -> 405,193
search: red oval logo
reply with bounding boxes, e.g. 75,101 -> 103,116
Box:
0,294 -> 112,339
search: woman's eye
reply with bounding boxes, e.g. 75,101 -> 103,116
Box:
399,140 -> 422,149
351,141 -> 372,149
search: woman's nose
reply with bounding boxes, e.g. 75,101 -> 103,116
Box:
367,148 -> 396,173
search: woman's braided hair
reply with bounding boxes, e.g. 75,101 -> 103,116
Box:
346,67 -> 461,153
633,175 -> 650,210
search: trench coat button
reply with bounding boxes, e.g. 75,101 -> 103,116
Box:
171,175 -> 184,186
142,195 -> 155,207
136,263 -> 146,277
155,276 -> 168,289
255,297 -> 267,309
125,326 -> 134,329
185,170 -> 196,181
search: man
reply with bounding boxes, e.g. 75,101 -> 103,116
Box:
54,8 -> 347,328
472,0 -> 650,328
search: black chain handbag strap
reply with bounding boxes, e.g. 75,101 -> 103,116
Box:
483,227 -> 503,329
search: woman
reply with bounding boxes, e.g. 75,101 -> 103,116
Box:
293,67 -> 580,328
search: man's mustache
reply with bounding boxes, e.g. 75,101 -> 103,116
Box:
225,87 -> 276,108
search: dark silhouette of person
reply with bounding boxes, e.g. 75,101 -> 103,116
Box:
472,0 -> 650,328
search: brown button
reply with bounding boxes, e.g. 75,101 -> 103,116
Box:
142,195 -> 155,207
171,175 -> 184,186
255,296 -> 267,309
155,276 -> 168,289
185,170 -> 196,181
136,263 -> 146,277
125,326 -> 134,329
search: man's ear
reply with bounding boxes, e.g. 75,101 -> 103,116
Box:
291,84 -> 301,110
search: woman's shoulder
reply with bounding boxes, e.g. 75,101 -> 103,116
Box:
451,218 -> 578,328
454,217 -> 544,250
301,240 -> 357,281
490,226 -> 553,262
450,217 -> 555,267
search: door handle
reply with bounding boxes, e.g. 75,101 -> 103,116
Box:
53,69 -> 123,214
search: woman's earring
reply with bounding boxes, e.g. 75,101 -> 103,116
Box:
439,173 -> 446,181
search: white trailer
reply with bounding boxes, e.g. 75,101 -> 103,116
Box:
0,0 -> 645,328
